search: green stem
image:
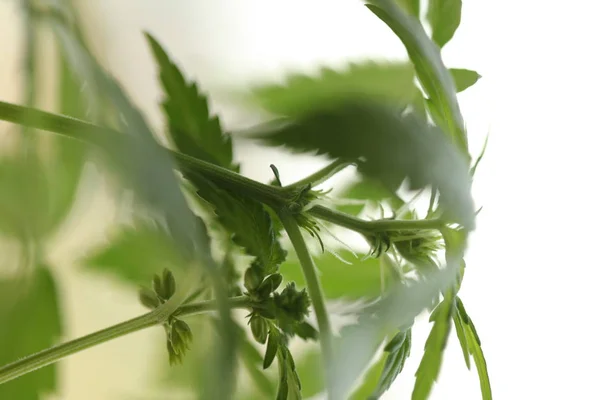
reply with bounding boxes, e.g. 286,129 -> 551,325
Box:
0,100 -> 446,236
0,296 -> 254,386
277,211 -> 335,398
285,159 -> 354,189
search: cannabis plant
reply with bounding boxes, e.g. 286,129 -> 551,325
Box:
0,0 -> 490,399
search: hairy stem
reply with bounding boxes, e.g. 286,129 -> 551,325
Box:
0,100 -> 446,236
0,296 -> 254,386
278,211 -> 335,398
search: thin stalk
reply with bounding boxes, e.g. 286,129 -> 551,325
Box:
284,159 -> 354,189
0,296 -> 254,386
277,211 -> 335,398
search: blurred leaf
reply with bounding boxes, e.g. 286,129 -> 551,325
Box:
276,345 -> 302,400
0,266 -> 62,399
350,354 -> 386,400
240,337 -> 276,398
395,0 -> 420,16
450,68 -> 481,93
84,220 -> 186,286
281,250 -> 385,300
452,312 -> 471,368
367,1 -> 468,156
252,101 -> 474,229
145,33 -> 237,171
412,292 -> 454,400
329,258 -> 460,399
295,348 -> 325,398
426,0 -> 462,48
369,329 -> 411,399
454,297 -> 492,400
470,131 -> 489,177
192,177 -> 286,276
251,62 -> 417,117
338,178 -> 405,215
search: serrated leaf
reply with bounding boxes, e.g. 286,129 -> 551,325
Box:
276,345 -> 302,400
252,62 -> 417,117
454,297 -> 492,400
84,220 -> 186,286
252,101 -> 474,229
367,1 -> 468,156
370,329 -> 411,399
426,0 -> 462,48
452,312 -> 471,369
192,176 -> 286,275
281,250 -> 385,300
450,68 -> 481,93
146,33 -> 236,170
412,293 -> 454,400
0,266 -> 62,399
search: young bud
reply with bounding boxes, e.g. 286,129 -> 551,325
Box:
162,268 -> 176,299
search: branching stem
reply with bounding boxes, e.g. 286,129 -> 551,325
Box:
0,296 -> 254,386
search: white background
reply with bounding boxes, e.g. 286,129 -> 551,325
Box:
2,0 -> 600,399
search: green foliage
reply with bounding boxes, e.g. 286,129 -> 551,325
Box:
426,0 -> 462,48
0,267 -> 62,399
450,68 -> 481,93
84,221 -> 186,286
251,62 -> 417,116
337,177 -> 405,215
146,33 -> 237,171
253,100 -> 474,229
281,250 -> 386,300
412,293 -> 454,400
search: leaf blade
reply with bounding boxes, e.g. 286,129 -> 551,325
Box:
450,68 -> 481,93
426,0 -> 462,48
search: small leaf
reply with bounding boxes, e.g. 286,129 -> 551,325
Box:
426,0 -> 462,48
450,68 -> 481,93
412,293 -> 454,400
264,330 -> 279,369
0,266 -> 62,399
452,312 -> 471,369
251,61 -> 417,117
370,329 -> 412,399
367,1 -> 468,155
454,297 -> 492,400
250,315 -> 269,344
146,33 -> 236,171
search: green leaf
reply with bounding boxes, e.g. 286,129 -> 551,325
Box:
338,178 -> 405,215
264,330 -> 279,369
452,313 -> 471,369
450,68 -> 481,93
454,297 -> 492,400
0,266 -> 62,399
275,345 -> 302,400
369,329 -> 411,399
252,101 -> 474,229
412,293 -> 454,400
193,177 -> 287,275
426,0 -> 462,48
84,220 -> 186,286
145,33 -> 236,170
470,131 -> 489,177
251,61 -> 417,117
395,0 -> 420,16
367,1 -> 468,156
281,250 -> 386,300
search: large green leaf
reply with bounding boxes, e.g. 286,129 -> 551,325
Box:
252,100 -> 474,229
0,267 -> 62,399
145,34 -> 236,171
450,68 -> 481,93
454,297 -> 492,400
251,62 -> 417,117
412,293 -> 454,400
426,0 -> 462,48
281,250 -> 385,300
367,0 -> 468,156
84,220 -> 187,286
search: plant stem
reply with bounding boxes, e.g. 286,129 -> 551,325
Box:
284,159 -> 354,189
277,211 -> 335,398
0,296 -> 254,386
0,100 -> 446,236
